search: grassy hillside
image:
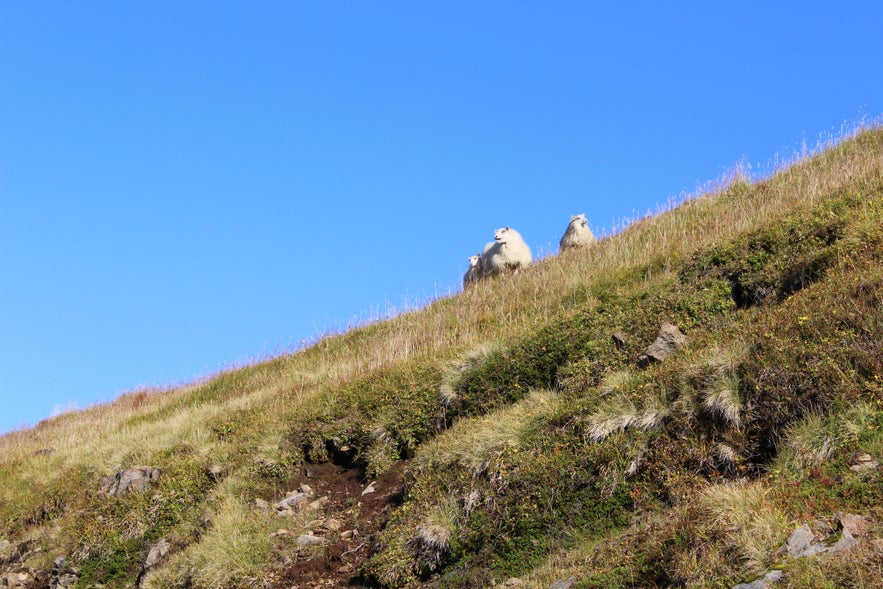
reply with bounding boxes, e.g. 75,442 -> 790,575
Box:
2,127 -> 882,589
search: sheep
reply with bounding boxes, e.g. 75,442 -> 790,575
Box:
462,254 -> 483,288
480,226 -> 532,276
558,213 -> 596,252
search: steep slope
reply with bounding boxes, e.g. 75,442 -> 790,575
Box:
1,128 -> 881,589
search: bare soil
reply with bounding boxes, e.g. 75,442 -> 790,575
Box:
271,460 -> 407,588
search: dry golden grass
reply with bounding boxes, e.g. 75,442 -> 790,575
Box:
414,389 -> 558,476
700,480 -> 790,574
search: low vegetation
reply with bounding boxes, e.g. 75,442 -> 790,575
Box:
1,124 -> 881,588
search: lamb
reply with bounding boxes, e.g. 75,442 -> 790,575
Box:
462,254 -> 483,288
558,213 -> 595,252
480,226 -> 533,276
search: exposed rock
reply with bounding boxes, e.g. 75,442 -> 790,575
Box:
612,332 -> 628,349
361,481 -> 377,496
253,498 -> 270,512
323,517 -> 343,532
638,323 -> 687,367
143,539 -> 170,570
503,578 -> 523,586
307,496 -> 329,511
47,555 -> 80,589
849,451 -> 878,472
836,512 -> 869,537
550,578 -> 576,589
275,484 -> 315,515
99,466 -> 161,497
296,534 -> 325,548
732,569 -> 783,589
779,524 -> 827,558
828,529 -> 858,554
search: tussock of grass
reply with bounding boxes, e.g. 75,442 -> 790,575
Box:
700,481 -> 790,574
415,389 -> 558,475
583,391 -> 669,442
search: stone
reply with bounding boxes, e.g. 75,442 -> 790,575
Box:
848,451 -> 878,471
276,485 -> 316,513
836,512 -> 869,537
307,496 -> 329,511
254,498 -> 270,511
732,569 -> 784,589
503,579 -> 523,586
779,524 -> 818,558
296,534 -> 325,548
323,518 -> 343,532
612,332 -> 628,349
828,529 -> 858,554
361,481 -> 377,496
143,539 -> 170,570
55,573 -> 78,588
638,323 -> 687,367
550,578 -> 576,589
99,467 -> 161,497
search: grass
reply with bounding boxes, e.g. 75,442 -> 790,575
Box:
1,122 -> 882,588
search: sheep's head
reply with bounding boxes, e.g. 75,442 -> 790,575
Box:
570,213 -> 588,227
468,254 -> 481,267
494,226 -> 511,243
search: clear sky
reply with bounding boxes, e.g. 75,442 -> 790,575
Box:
1,1 -> 882,434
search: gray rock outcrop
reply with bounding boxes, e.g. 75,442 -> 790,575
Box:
99,466 -> 161,497
638,323 -> 687,367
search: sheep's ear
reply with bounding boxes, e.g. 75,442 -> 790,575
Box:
504,226 -> 510,230
571,215 -> 579,221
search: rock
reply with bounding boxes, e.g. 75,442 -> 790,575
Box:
848,451 -> 878,471
732,569 -> 784,589
323,518 -> 343,532
550,578 -> 576,589
254,498 -> 270,511
307,496 -> 329,511
779,524 -> 822,558
836,512 -> 869,537
296,534 -> 325,548
612,332 -> 628,349
638,323 -> 687,367
99,467 -> 161,497
275,485 -> 316,514
503,579 -> 523,586
828,529 -> 858,554
54,573 -> 78,588
361,481 -> 377,496
143,539 -> 170,570
340,529 -> 357,539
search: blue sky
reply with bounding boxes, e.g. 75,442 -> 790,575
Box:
1,1 -> 882,434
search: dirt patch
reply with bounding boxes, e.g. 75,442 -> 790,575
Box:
271,461 -> 407,588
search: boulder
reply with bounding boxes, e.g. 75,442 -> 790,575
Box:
638,323 -> 687,367
99,467 -> 161,497
143,538 -> 170,570
275,484 -> 315,516
296,534 -> 325,548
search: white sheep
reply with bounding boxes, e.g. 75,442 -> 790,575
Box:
462,254 -> 483,288
558,213 -> 595,252
481,226 -> 532,275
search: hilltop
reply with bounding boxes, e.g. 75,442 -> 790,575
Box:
1,127 -> 881,589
